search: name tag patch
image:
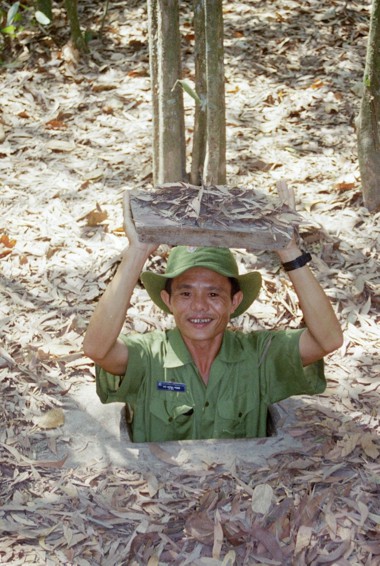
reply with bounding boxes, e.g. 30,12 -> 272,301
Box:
157,381 -> 186,393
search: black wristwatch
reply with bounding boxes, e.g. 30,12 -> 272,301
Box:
282,251 -> 312,272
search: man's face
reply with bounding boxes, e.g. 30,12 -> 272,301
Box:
160,267 -> 243,345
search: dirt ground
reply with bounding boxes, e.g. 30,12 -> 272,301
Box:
1,0 -> 379,564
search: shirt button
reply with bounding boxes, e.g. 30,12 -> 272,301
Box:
205,401 -> 209,407
168,417 -> 173,422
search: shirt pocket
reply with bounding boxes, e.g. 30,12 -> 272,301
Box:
215,396 -> 256,439
149,397 -> 194,441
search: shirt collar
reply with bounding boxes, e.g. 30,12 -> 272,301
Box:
164,327 -> 249,368
164,328 -> 193,368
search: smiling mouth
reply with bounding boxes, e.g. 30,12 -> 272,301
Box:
188,317 -> 212,325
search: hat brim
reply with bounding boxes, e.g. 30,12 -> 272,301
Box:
141,270 -> 262,318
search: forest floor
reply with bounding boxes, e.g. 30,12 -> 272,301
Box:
1,0 -> 380,564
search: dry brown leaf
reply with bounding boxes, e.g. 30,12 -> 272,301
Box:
36,408 -> 65,430
324,504 -> 337,538
251,483 -> 273,515
0,233 -> 17,258
251,525 -> 284,562
144,472 -> 160,498
184,510 -> 214,545
360,434 -> 379,459
85,206 -> 108,226
212,509 -> 223,560
148,444 -> 179,466
45,119 -> 67,130
294,525 -> 313,556
338,432 -> 361,458
45,139 -> 76,152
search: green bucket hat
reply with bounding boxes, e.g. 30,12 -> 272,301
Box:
141,246 -> 261,318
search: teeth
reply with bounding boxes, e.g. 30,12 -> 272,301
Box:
190,318 -> 211,324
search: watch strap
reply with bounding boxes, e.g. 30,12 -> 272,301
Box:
282,251 -> 312,272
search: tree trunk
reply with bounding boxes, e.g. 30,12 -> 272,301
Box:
147,0 -> 186,184
357,0 -> 380,211
147,0 -> 226,186
64,0 -> 88,53
190,0 -> 207,185
147,0 -> 160,183
203,0 -> 226,185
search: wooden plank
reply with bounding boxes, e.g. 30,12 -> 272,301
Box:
130,183 -> 303,250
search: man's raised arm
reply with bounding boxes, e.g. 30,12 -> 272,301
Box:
83,192 -> 158,376
276,242 -> 343,367
273,180 -> 343,366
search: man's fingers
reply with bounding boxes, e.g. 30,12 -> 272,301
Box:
123,190 -> 131,219
123,190 -> 135,234
276,179 -> 296,210
122,190 -> 160,253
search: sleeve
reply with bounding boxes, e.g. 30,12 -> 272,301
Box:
95,333 -> 149,404
257,329 -> 326,404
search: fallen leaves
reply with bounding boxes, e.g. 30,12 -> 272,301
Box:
1,415 -> 380,562
0,232 -> 16,258
332,431 -> 379,460
0,0 -> 379,563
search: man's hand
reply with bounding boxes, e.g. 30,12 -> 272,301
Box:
275,180 -> 301,262
123,190 -> 159,256
276,179 -> 295,209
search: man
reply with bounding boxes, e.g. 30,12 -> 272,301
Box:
83,193 -> 343,443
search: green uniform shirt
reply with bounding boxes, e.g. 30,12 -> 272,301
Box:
96,328 -> 325,443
